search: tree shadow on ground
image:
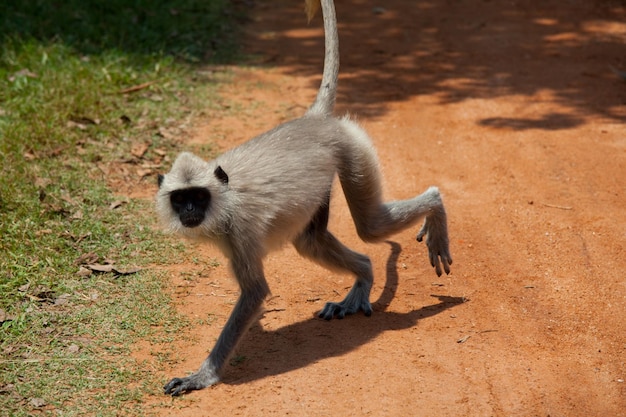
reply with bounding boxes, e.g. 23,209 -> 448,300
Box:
224,241 -> 466,385
245,0 -> 626,127
4,0 -> 623,127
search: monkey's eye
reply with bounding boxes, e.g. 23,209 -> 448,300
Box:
170,187 -> 210,213
171,194 -> 184,204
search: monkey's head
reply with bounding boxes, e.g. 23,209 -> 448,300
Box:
156,152 -> 229,238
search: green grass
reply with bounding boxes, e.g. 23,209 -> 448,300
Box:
0,0 -> 241,415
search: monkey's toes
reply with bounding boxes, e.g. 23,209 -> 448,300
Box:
164,377 -> 187,396
431,252 -> 453,276
319,302 -> 343,320
443,256 -> 453,274
318,300 -> 372,320
163,376 -> 210,396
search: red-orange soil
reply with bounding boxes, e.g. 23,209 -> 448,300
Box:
134,1 -> 625,415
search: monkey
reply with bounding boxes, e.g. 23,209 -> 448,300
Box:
155,0 -> 452,396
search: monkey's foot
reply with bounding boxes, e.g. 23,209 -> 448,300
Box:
319,300 -> 372,320
319,281 -> 373,320
416,211 -> 453,277
163,370 -> 220,396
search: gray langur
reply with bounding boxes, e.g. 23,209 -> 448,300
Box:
156,0 -> 452,396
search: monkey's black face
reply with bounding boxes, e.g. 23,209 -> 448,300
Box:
169,187 -> 211,228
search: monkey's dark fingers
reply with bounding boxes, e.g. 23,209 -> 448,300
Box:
319,303 -> 346,320
430,255 -> 452,277
416,226 -> 427,242
163,378 -> 187,396
443,255 -> 453,274
430,250 -> 453,277
319,300 -> 372,320
163,374 -> 213,396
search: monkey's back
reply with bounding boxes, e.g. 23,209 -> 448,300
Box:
212,116 -> 363,250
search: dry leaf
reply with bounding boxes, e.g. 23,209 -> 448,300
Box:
66,120 -> 88,130
9,69 -> 38,82
44,203 -> 69,216
61,194 -> 78,206
118,81 -> 156,94
136,168 -> 152,178
75,232 -> 92,243
85,264 -> 142,275
74,252 -> 100,265
77,266 -> 92,277
29,398 -> 46,408
69,115 -> 99,125
131,142 -> 149,158
54,293 -> 71,306
65,232 -> 92,243
49,145 -> 69,157
109,200 -> 126,210
141,162 -> 162,169
0,309 -> 17,323
35,177 -> 52,188
157,127 -> 175,140
87,264 -> 115,273
114,266 -> 142,275
96,162 -> 110,176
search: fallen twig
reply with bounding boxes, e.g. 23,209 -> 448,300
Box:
118,81 -> 157,94
541,202 -> 573,210
265,308 -> 286,313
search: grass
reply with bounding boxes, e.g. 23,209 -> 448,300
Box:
0,0 -> 241,415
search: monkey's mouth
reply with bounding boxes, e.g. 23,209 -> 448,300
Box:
180,216 -> 204,228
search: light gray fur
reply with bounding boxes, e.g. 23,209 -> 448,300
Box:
156,0 -> 451,396
305,0 -> 338,116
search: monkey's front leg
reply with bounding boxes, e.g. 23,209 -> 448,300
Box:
164,258 -> 269,396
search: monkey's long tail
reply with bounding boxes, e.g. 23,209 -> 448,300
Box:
305,0 -> 339,117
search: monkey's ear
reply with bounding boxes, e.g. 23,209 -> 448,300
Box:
214,166 -> 229,185
157,174 -> 164,188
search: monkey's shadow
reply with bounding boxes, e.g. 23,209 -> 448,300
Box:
223,241 -> 465,385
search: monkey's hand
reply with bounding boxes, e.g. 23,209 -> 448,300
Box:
163,367 -> 220,396
416,208 -> 452,277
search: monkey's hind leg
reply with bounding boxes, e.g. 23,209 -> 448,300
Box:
350,186 -> 453,277
336,118 -> 452,276
293,202 -> 374,320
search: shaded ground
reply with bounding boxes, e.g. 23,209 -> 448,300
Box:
135,0 -> 625,415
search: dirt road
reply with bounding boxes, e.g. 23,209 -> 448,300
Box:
140,0 -> 626,415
